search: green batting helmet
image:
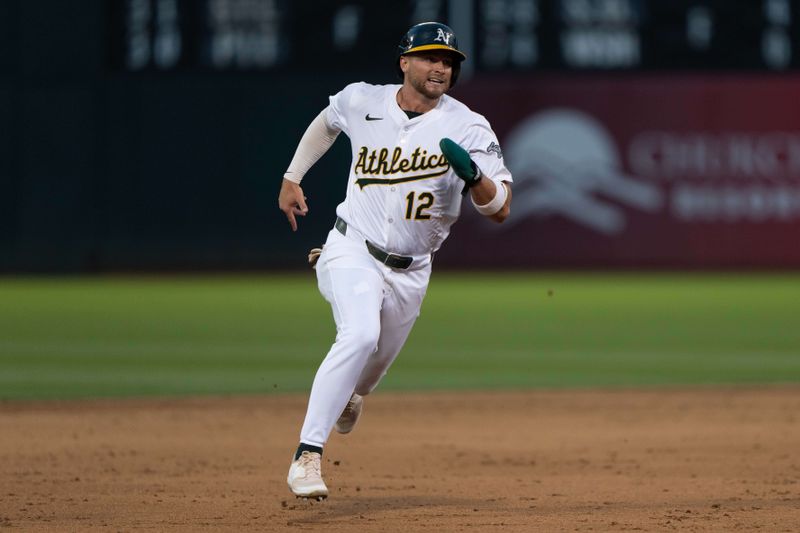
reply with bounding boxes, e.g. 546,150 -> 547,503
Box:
396,22 -> 467,88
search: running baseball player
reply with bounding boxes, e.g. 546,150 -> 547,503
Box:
278,22 -> 513,499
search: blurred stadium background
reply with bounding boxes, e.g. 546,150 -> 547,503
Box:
2,0 -> 800,399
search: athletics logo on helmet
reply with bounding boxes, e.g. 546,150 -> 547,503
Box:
434,28 -> 451,45
396,22 -> 467,88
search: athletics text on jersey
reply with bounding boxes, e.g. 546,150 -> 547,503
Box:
353,146 -> 450,188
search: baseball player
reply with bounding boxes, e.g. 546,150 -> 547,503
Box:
278,22 -> 513,499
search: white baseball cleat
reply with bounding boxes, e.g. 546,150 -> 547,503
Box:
335,393 -> 363,434
287,451 -> 328,499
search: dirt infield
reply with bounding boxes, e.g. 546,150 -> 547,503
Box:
1,388 -> 799,532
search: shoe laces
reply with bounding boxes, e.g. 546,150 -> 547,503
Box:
342,394 -> 360,416
342,398 -> 357,416
298,452 -> 322,478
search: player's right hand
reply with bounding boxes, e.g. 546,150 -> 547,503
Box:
278,179 -> 309,232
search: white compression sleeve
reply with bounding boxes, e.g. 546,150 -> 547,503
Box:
283,108 -> 341,184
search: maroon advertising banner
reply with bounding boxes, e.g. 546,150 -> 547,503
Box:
442,75 -> 800,269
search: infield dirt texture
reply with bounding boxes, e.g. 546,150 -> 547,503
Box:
1,274 -> 799,530
2,388 -> 800,531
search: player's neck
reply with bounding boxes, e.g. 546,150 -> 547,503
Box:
396,86 -> 440,114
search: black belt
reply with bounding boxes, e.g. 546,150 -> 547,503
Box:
335,217 -> 413,270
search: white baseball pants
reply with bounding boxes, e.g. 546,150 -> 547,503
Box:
299,228 -> 430,447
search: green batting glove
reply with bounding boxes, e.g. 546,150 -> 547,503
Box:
440,138 -> 481,188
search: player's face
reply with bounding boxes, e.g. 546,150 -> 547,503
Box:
401,51 -> 455,99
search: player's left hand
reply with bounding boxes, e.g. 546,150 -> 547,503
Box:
279,179 -> 309,232
439,138 -> 481,187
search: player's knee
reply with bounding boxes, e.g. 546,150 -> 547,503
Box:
340,326 -> 380,356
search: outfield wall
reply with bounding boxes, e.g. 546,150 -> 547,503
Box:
3,1 -> 800,271
5,73 -> 800,272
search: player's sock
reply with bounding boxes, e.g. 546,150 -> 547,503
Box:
294,443 -> 323,460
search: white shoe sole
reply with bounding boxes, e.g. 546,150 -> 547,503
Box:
287,480 -> 329,500
292,490 -> 328,501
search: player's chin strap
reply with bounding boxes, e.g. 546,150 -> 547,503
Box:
471,179 -> 508,216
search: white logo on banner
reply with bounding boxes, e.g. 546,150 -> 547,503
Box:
502,108 -> 662,234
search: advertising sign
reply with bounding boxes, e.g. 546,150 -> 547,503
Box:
446,75 -> 800,268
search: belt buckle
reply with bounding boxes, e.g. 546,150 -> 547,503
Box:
365,240 -> 411,270
386,252 -> 412,270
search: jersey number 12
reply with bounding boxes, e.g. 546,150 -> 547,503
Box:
405,191 -> 434,220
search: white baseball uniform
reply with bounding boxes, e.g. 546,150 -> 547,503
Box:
298,82 -> 512,447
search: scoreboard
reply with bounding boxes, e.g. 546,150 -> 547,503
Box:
110,0 -> 800,73
476,0 -> 799,71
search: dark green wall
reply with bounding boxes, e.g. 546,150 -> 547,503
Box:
1,1 -> 381,272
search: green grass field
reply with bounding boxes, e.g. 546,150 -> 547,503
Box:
1,273 -> 799,400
